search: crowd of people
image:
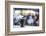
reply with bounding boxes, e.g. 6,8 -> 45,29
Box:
13,10 -> 39,27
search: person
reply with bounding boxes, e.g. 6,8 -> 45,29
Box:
20,17 -> 24,27
13,14 -> 24,25
26,14 -> 34,25
32,14 -> 39,26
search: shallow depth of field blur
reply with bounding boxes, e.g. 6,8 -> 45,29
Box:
13,8 -> 39,27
